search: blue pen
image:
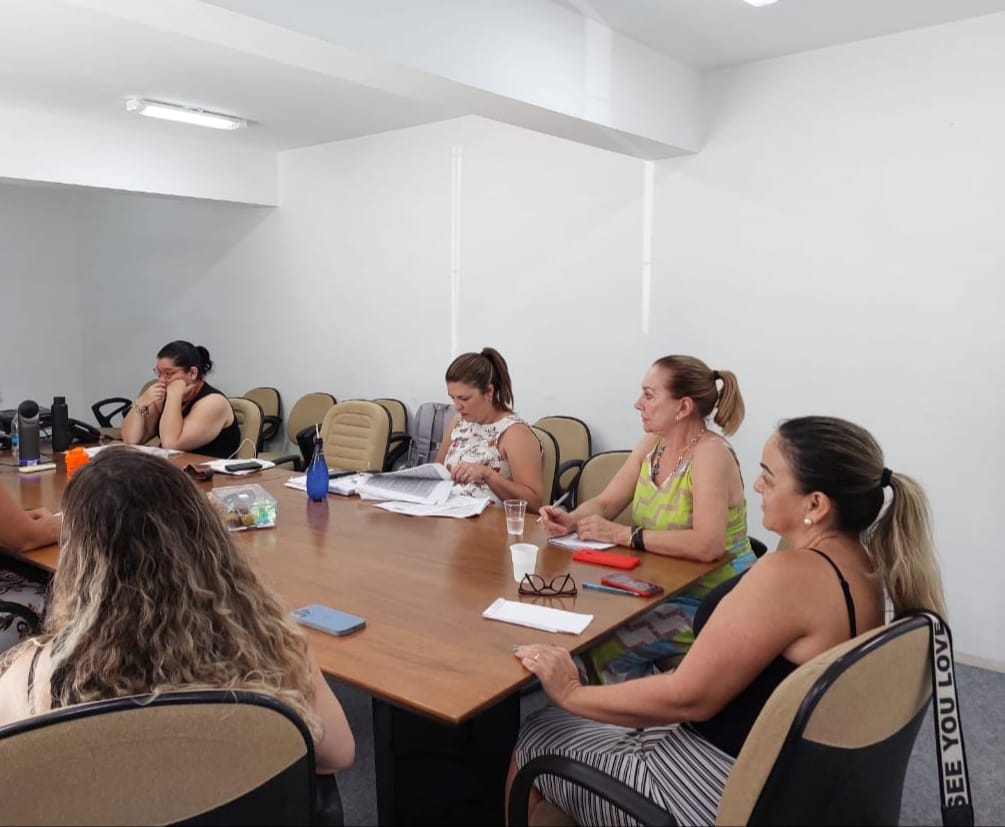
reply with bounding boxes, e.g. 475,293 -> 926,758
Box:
582,582 -> 637,597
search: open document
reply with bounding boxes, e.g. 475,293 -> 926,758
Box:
356,463 -> 453,505
548,532 -> 616,551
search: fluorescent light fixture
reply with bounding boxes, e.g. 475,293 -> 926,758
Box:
125,97 -> 246,130
743,0 -> 778,6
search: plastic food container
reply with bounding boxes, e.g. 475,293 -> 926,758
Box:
209,484 -> 277,531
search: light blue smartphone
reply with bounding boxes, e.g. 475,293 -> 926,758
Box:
292,604 -> 366,636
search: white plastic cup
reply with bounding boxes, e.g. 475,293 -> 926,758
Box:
510,542 -> 539,583
504,499 -> 527,535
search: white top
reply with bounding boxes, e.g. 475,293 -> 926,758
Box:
442,413 -> 522,504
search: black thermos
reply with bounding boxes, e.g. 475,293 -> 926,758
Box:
17,400 -> 41,464
52,395 -> 71,452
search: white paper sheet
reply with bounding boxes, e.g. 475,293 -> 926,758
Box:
284,473 -> 367,496
481,597 -> 593,635
547,532 -> 616,551
373,496 -> 489,518
84,444 -> 181,458
199,458 -> 276,476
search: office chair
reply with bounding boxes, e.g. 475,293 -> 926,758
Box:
90,379 -> 159,441
575,450 -> 632,525
261,392 -> 337,471
533,416 -> 591,505
373,398 -> 412,471
320,399 -> 391,473
531,426 -> 559,514
228,397 -> 265,459
244,386 -> 282,446
511,613 -> 940,827
0,688 -> 343,826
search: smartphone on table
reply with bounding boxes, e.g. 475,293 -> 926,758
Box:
292,604 -> 366,636
600,574 -> 665,598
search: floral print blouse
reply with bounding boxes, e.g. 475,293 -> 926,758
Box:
443,413 -> 523,503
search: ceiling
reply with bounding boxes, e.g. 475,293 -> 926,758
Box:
551,0 -> 1005,70
3,0 -> 1005,154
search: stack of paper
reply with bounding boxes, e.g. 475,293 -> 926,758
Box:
482,598 -> 593,634
199,458 -> 276,476
374,496 -> 489,519
548,532 -> 615,551
84,444 -> 181,459
356,463 -> 453,505
285,473 -> 366,496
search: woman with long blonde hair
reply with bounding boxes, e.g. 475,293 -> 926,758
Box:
0,446 -> 354,774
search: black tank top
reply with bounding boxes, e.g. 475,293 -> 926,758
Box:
157,381 -> 240,459
688,548 -> 857,757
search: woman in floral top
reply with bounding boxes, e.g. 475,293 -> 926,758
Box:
436,347 -> 543,511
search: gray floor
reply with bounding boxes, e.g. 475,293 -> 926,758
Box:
330,660 -> 1001,826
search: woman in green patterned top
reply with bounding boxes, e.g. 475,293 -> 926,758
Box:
539,355 -> 756,683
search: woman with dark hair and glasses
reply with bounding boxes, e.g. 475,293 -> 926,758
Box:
435,347 -> 543,512
121,340 -> 240,459
509,416 -> 946,826
539,355 -> 754,683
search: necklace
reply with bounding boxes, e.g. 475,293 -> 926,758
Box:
652,428 -> 706,482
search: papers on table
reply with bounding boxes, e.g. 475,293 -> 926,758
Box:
373,496 -> 490,519
356,463 -> 453,505
548,532 -> 616,551
482,598 -> 593,635
199,458 -> 276,476
285,473 -> 367,496
84,444 -> 181,459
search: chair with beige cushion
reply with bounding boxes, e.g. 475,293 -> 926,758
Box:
243,386 -> 282,448
320,399 -> 392,474
228,397 -> 264,460
261,392 -> 337,471
533,416 -> 591,505
575,450 -> 632,526
373,398 -> 412,471
511,613 -> 941,826
0,688 -> 343,825
531,426 -> 559,512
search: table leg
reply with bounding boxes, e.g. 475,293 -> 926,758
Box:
372,693 -> 521,825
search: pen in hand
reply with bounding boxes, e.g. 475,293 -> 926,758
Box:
536,491 -> 571,523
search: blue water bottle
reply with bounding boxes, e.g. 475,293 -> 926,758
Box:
305,433 -> 329,502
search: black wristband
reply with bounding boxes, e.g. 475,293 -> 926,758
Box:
630,526 -> 645,551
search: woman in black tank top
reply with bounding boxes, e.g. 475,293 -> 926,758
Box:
508,416 -> 947,826
120,340 -> 239,458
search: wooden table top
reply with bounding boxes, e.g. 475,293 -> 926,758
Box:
2,449 -> 716,725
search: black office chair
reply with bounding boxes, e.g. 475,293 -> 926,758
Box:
0,689 -> 343,826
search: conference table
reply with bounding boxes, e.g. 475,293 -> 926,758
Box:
2,446 -> 717,824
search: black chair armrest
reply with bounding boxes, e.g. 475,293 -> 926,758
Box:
296,424 -> 321,470
509,755 -> 677,827
261,415 -> 282,444
383,432 -> 412,471
270,453 -> 304,471
90,397 -> 133,429
314,773 -> 344,826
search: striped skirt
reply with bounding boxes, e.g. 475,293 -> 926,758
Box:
515,705 -> 733,826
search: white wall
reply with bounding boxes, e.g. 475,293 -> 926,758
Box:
0,181 -> 85,416
3,13 -> 1001,660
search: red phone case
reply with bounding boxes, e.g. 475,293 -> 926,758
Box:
571,549 -> 641,569
601,574 -> 664,597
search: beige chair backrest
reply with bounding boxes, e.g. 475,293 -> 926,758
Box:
0,690 -> 314,826
534,416 -> 591,499
286,392 -> 337,445
228,397 -> 264,459
531,426 -> 558,511
320,399 -> 391,472
717,616 -> 933,825
373,398 -> 408,434
244,387 -> 280,420
576,451 -> 632,525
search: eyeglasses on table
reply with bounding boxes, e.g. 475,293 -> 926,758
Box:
519,572 -> 577,597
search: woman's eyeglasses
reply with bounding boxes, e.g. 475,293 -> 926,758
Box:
519,573 -> 577,597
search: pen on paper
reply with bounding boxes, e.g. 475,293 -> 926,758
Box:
536,491 -> 571,523
582,582 -> 636,596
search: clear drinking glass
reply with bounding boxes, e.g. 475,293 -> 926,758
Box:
504,499 -> 527,535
